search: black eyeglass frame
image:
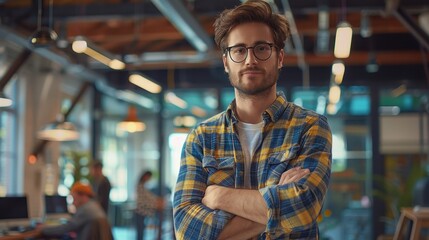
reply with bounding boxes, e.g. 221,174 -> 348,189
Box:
224,42 -> 277,63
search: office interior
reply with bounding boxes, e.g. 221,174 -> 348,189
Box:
0,0 -> 429,239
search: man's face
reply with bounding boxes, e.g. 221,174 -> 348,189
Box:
90,166 -> 101,177
71,191 -> 82,208
223,22 -> 284,96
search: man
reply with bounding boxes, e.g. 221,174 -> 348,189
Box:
90,160 -> 112,214
173,1 -> 332,239
39,182 -> 113,240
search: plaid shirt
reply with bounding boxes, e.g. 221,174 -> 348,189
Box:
173,92 -> 332,239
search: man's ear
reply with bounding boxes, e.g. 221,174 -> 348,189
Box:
223,55 -> 229,73
278,49 -> 285,69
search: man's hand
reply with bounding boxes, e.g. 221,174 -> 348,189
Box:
279,167 -> 310,185
202,185 -> 221,210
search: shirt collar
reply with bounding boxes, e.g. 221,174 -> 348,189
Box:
226,91 -> 288,124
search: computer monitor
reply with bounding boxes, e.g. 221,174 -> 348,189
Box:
0,196 -> 30,228
44,195 -> 71,222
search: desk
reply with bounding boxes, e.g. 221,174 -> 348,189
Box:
0,229 -> 41,240
393,207 -> 429,240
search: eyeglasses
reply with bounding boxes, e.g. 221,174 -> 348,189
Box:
224,43 -> 276,63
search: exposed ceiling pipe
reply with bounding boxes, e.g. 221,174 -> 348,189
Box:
281,0 -> 310,88
125,50 -> 220,68
0,49 -> 32,91
393,7 -> 429,51
151,0 -> 214,52
0,25 -> 150,109
385,0 -> 429,51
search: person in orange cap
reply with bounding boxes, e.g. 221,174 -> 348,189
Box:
35,181 -> 113,240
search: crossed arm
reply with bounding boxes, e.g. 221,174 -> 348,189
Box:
203,167 -> 310,239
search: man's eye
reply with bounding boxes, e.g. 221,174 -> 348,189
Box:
257,45 -> 269,51
233,47 -> 245,54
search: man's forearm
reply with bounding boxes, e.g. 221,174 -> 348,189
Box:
218,216 -> 265,240
204,187 -> 268,224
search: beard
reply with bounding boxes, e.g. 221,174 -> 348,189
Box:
227,65 -> 279,97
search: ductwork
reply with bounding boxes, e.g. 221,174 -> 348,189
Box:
151,0 -> 214,52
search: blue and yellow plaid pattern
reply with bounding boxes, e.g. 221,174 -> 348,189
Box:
173,92 -> 332,239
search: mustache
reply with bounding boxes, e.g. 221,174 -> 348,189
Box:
240,67 -> 264,74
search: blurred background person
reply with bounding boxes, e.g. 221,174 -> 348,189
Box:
39,182 -> 113,240
90,160 -> 112,214
135,170 -> 165,240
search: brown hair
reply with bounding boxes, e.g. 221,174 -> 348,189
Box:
214,0 -> 290,52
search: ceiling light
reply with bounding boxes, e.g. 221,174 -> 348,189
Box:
30,0 -> 58,47
72,36 -> 125,70
328,85 -> 341,104
37,121 -> 80,141
30,27 -> 58,47
117,106 -> 146,133
165,92 -> 187,109
334,21 -> 353,58
391,84 -> 407,97
129,74 -> 162,94
360,12 -> 372,38
326,103 -> 338,115
72,39 -> 87,53
331,60 -> 345,84
191,106 -> 207,118
366,53 -> 379,73
174,115 -> 197,128
109,59 -> 126,70
0,92 -> 12,107
116,90 -> 155,109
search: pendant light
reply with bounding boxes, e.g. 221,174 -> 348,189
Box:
333,0 -> 352,59
117,106 -> 146,133
37,115 -> 80,141
0,92 -> 12,107
30,0 -> 58,47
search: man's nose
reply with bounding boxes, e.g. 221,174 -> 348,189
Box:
245,48 -> 258,65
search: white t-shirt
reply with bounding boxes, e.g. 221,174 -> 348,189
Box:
236,121 -> 264,188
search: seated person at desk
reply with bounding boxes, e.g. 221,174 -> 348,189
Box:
37,182 -> 113,240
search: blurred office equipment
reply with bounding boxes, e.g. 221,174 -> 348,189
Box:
44,195 -> 71,225
0,196 -> 32,233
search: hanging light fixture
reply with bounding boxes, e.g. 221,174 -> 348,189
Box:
334,0 -> 352,58
334,21 -> 353,58
30,0 -> 58,47
37,115 -> 80,141
331,60 -> 345,84
0,92 -> 12,107
117,106 -> 146,133
366,52 -> 379,73
72,36 -> 125,70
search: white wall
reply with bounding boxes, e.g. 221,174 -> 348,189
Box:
380,114 -> 429,154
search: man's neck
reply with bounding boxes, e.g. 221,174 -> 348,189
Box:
234,90 -> 277,123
